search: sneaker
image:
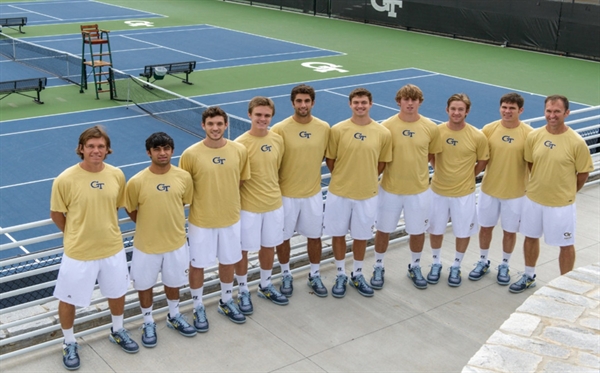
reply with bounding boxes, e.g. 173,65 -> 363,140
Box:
109,328 -> 139,354
331,274 -> 348,298
139,322 -> 157,348
350,272 -> 374,297
427,263 -> 443,284
280,274 -> 294,297
218,299 -> 246,324
407,265 -> 428,289
370,266 -> 385,290
307,274 -> 328,297
468,260 -> 491,281
167,313 -> 197,337
237,290 -> 254,315
192,305 -> 209,333
258,284 -> 289,305
497,263 -> 511,286
62,342 -> 80,370
509,274 -> 536,293
448,266 -> 462,287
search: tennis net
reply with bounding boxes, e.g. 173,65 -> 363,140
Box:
108,67 -> 250,139
0,33 -> 82,86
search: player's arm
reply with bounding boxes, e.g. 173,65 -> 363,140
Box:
576,172 -> 589,192
378,162 -> 386,175
428,154 -> 436,170
50,211 -> 66,232
326,158 -> 335,173
474,160 -> 488,176
126,209 -> 138,223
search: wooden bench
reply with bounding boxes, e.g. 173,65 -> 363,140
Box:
0,77 -> 47,104
139,61 -> 196,85
0,17 -> 27,33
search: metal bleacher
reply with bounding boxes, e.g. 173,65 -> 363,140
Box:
0,106 -> 599,359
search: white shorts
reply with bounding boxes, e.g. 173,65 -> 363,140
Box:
375,187 -> 430,235
53,250 -> 129,308
428,191 -> 478,238
130,244 -> 189,290
519,197 -> 577,246
323,192 -> 377,240
241,206 -> 284,251
282,193 -> 324,240
188,221 -> 242,267
477,191 -> 523,233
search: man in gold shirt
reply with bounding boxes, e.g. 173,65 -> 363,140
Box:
324,87 -> 392,298
51,126 -> 138,370
235,97 -> 288,312
510,95 -> 593,293
180,107 -> 250,325
272,84 -> 330,298
474,93 -> 532,286
374,84 -> 442,290
126,132 -> 196,347
427,94 -> 489,287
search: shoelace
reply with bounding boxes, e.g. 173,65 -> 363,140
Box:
311,276 -> 325,288
115,329 -> 133,343
239,292 -> 251,306
449,267 -> 460,278
142,323 -> 156,338
412,267 -> 424,280
282,275 -> 293,288
473,262 -> 487,272
514,274 -> 529,285
64,343 -> 78,358
335,275 -> 347,288
497,265 -> 509,277
355,274 -> 368,287
373,267 -> 384,281
430,264 -> 442,275
173,315 -> 191,328
195,307 -> 207,322
224,299 -> 241,314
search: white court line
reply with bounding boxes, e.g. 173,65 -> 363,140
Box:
118,35 -> 217,62
0,226 -> 32,258
89,0 -> 165,18
8,4 -> 63,21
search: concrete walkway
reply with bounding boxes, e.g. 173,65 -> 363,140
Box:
1,184 -> 598,372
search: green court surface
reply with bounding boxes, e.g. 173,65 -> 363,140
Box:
0,0 -> 598,122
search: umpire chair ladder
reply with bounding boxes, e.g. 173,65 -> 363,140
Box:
80,24 -> 113,99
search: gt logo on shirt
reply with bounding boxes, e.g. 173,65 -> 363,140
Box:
261,145 -> 272,152
502,135 -> 515,143
354,133 -> 367,141
90,180 -> 105,189
544,140 -> 556,149
212,156 -> 226,165
402,129 -> 415,137
446,138 -> 458,146
299,131 -> 312,139
157,184 -> 171,192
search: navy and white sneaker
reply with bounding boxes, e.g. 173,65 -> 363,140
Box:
237,290 -> 254,315
167,313 -> 197,337
350,272 -> 374,297
448,266 -> 462,287
258,284 -> 289,305
139,322 -> 157,348
307,274 -> 328,297
468,260 -> 491,281
370,266 -> 385,290
192,305 -> 209,333
280,274 -> 294,297
218,299 -> 246,324
109,328 -> 139,354
427,263 -> 443,284
331,274 -> 348,298
407,264 -> 428,289
62,342 -> 80,370
509,274 -> 536,293
497,263 -> 511,286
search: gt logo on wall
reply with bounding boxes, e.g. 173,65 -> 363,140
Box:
371,0 -> 403,18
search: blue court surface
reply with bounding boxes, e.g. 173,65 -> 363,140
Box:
0,0 -> 161,26
0,68 -> 596,259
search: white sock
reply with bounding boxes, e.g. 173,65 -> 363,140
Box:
236,275 -> 249,294
260,269 -> 272,288
452,251 -> 465,268
502,252 -> 512,265
431,248 -> 442,264
280,262 -> 291,275
353,260 -> 364,277
479,249 -> 489,263
410,251 -> 422,268
191,287 -> 203,309
140,306 -> 154,324
374,252 -> 385,268
525,266 -> 535,278
167,299 -> 179,317
221,282 -> 233,303
310,263 -> 320,278
111,314 -> 124,332
335,259 -> 346,276
62,328 -> 76,344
